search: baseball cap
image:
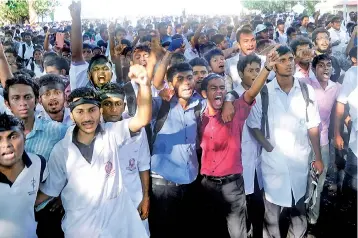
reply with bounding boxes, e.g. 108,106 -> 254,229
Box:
254,24 -> 267,34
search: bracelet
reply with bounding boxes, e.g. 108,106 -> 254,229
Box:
224,93 -> 236,102
264,64 -> 272,71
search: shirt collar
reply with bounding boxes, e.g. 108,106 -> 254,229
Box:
170,93 -> 201,109
22,152 -> 32,168
33,117 -> 44,132
72,124 -> 104,144
273,77 -> 300,90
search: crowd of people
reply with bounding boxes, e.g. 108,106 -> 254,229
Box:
0,1 -> 357,238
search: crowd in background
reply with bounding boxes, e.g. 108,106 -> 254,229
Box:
0,1 -> 357,238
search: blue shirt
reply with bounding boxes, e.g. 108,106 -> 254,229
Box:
25,118 -> 68,161
151,94 -> 205,184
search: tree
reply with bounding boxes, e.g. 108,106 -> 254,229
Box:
0,0 -> 29,24
0,0 -> 60,24
33,0 -> 60,21
242,0 -> 319,15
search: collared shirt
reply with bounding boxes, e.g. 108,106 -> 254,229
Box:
0,152 -> 48,238
299,78 -> 341,146
37,108 -> 73,126
27,61 -> 44,77
233,83 -> 264,195
337,66 -> 358,157
40,119 -> 148,238
247,78 -> 321,207
275,31 -> 287,45
294,63 -> 316,80
25,117 -> 68,161
328,28 -> 349,54
200,94 -> 253,177
225,53 -> 275,88
150,94 -> 206,184
18,42 -> 34,60
72,125 -> 104,163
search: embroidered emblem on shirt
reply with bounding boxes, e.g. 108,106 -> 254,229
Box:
105,161 -> 115,178
28,177 -> 36,195
126,158 -> 137,171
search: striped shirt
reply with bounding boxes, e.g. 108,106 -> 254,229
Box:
25,117 -> 68,161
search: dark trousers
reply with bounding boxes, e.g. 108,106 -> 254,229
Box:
201,174 -> 247,238
35,199 -> 64,238
246,172 -> 265,238
263,195 -> 306,238
148,179 -> 189,238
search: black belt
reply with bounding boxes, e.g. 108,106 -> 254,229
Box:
152,177 -> 181,186
203,174 -> 241,185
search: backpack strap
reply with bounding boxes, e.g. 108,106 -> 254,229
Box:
30,61 -> 34,71
298,80 -> 313,122
37,154 -> 47,182
123,82 -> 137,117
150,100 -> 170,154
22,43 -> 26,59
194,101 -> 203,141
260,85 -> 270,139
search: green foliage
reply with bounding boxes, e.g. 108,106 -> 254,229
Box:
1,0 -> 29,23
0,0 -> 60,24
33,0 -> 60,18
242,0 -> 319,15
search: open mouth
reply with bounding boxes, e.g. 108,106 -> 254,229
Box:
98,75 -> 106,81
81,121 -> 95,129
322,72 -> 330,78
48,101 -> 59,107
214,95 -> 223,107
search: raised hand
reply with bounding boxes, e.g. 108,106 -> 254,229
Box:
68,0 -> 81,19
128,65 -> 150,86
114,44 -> 126,57
264,44 -> 281,70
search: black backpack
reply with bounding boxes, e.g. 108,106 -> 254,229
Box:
150,99 -> 202,155
123,82 -> 137,117
260,80 -> 313,139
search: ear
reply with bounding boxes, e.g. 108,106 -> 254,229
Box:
352,57 -> 357,64
238,71 -> 244,79
38,97 -> 42,105
61,69 -> 66,76
201,90 -> 208,99
5,100 -> 11,110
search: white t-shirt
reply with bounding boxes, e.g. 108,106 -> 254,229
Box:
0,153 -> 48,238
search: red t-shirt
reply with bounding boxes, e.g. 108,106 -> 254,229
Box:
200,95 -> 254,177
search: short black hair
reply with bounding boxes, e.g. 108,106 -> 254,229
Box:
276,45 -> 293,56
189,57 -> 209,69
289,37 -> 313,55
201,73 -> 223,91
44,56 -> 70,75
311,28 -> 330,44
300,15 -> 309,21
169,53 -> 186,66
68,87 -> 99,104
236,28 -> 254,42
312,54 -> 331,69
83,43 -> 93,50
88,54 -> 112,73
349,46 -> 357,59
43,51 -> 58,62
237,54 -> 262,74
23,32 -> 31,38
211,34 -> 226,45
99,83 -> 125,100
331,15 -> 341,23
166,63 -> 192,82
38,74 -> 65,88
4,48 -> 17,57
286,27 -> 297,37
4,74 -> 39,102
115,27 -> 127,35
0,112 -> 24,131
133,45 -> 150,54
17,68 -> 35,78
204,48 -> 224,65
5,30 -> 13,37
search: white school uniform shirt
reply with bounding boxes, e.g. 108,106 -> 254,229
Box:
18,42 -> 34,60
40,120 -> 148,238
328,28 -> 349,55
119,128 -> 150,235
233,83 -> 263,195
337,66 -> 358,157
0,153 -> 48,238
37,107 -> 73,126
225,53 -> 275,88
247,78 -> 321,207
27,62 -> 44,77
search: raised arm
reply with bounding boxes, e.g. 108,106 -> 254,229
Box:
128,65 -> 152,133
244,45 -> 280,104
69,1 -> 84,63
0,43 -> 13,88
44,30 -> 51,52
192,23 -> 205,46
152,51 -> 172,90
346,25 -> 357,56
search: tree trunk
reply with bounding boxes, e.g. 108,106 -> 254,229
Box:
28,0 -> 37,25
